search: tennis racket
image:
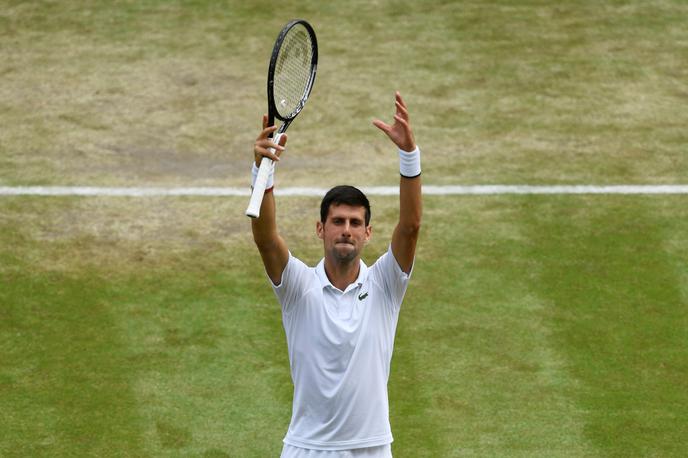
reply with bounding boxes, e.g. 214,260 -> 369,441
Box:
245,19 -> 318,218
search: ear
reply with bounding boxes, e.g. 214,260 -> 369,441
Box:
316,220 -> 324,240
364,225 -> 372,244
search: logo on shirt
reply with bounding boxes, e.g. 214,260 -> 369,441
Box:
358,292 -> 368,301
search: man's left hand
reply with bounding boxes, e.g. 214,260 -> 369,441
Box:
373,91 -> 416,152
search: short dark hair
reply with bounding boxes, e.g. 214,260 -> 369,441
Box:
320,185 -> 371,226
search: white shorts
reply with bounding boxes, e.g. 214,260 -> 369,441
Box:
280,443 -> 392,458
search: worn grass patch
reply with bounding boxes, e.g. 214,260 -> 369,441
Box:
1,0 -> 687,187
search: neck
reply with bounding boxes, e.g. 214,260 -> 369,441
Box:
324,256 -> 360,291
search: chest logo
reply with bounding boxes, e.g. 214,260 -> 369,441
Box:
358,292 -> 369,301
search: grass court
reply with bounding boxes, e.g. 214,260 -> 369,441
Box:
1,1 -> 687,456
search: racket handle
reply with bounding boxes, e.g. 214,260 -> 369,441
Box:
245,133 -> 281,218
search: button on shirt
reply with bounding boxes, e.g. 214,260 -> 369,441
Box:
272,245 -> 411,451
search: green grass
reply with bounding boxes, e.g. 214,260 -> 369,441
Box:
2,0 -> 688,456
2,196 -> 687,456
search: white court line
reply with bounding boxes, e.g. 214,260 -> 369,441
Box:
1,185 -> 688,196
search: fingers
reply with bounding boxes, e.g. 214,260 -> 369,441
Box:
395,91 -> 407,110
372,92 -> 416,151
256,137 -> 285,152
372,119 -> 392,133
277,133 -> 288,147
257,125 -> 278,140
254,139 -> 283,164
254,123 -> 286,165
373,108 -> 409,134
395,101 -> 409,121
393,114 -> 409,129
377,92 -> 410,127
255,116 -> 289,165
256,137 -> 284,155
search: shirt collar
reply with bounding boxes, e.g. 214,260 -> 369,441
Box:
315,258 -> 368,293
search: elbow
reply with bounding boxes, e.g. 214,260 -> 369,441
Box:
410,221 -> 421,236
400,220 -> 421,238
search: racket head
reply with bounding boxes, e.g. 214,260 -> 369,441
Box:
267,19 -> 318,124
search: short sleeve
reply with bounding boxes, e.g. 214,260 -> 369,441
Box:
370,245 -> 413,311
271,253 -> 311,314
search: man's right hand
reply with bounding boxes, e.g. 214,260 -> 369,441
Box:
254,114 -> 287,166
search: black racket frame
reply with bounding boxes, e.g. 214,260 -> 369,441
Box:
266,19 -> 318,136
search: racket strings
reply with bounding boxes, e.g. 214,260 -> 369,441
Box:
274,25 -> 313,118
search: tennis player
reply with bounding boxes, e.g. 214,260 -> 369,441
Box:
250,92 -> 422,458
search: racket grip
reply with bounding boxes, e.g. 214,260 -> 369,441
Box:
245,157 -> 273,218
245,133 -> 282,218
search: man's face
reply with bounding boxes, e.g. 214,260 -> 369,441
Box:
317,204 -> 372,263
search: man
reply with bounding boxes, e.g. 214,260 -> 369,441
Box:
251,92 -> 422,458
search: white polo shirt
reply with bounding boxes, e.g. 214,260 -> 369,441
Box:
271,245 -> 411,451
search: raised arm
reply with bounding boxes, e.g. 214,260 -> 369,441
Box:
251,114 -> 290,285
373,92 -> 422,274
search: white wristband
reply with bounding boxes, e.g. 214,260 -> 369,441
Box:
399,146 -> 421,178
251,162 -> 274,189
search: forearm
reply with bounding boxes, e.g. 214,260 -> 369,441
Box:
398,143 -> 422,230
251,191 -> 279,246
251,191 -> 289,284
391,148 -> 422,274
399,174 -> 422,233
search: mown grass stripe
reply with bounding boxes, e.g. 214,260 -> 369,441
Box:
0,272 -> 147,456
520,196 -> 688,456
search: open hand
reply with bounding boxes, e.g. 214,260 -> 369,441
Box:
372,92 -> 416,152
